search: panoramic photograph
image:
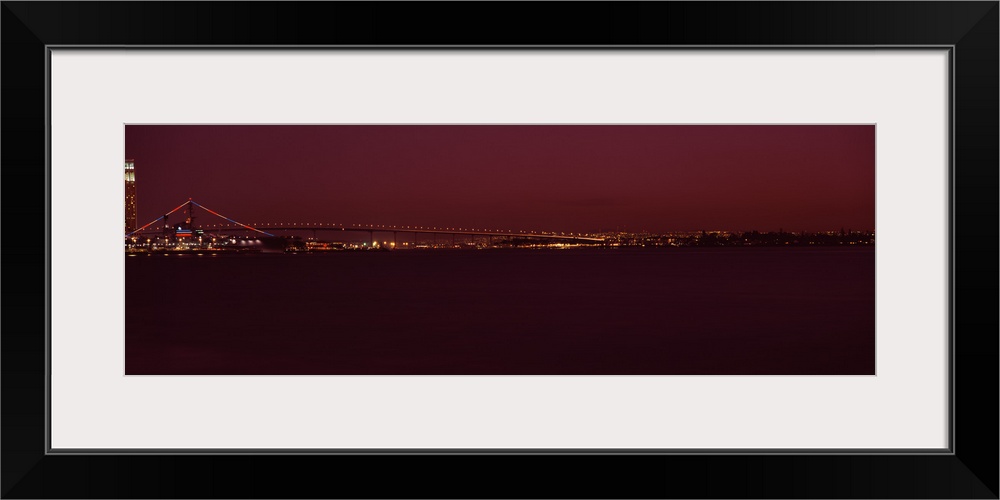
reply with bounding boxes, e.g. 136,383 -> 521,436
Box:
125,124 -> 875,375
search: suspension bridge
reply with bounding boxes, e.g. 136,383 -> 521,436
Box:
125,199 -> 606,245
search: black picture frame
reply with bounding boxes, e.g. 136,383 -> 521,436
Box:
3,2 -> 996,498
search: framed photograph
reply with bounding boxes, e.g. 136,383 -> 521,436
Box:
4,2 -> 996,498
121,122 -> 877,377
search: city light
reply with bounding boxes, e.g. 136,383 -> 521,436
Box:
126,199 -> 871,256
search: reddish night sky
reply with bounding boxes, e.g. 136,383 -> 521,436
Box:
125,125 -> 874,233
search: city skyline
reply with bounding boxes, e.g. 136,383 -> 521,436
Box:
124,125 -> 875,234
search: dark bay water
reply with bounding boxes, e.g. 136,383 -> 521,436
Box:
125,247 -> 875,375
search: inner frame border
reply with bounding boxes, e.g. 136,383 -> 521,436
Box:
46,45 -> 952,456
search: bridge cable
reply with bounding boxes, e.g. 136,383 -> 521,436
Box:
125,200 -> 191,237
189,200 -> 275,236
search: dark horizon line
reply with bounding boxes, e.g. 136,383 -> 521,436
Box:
130,225 -> 876,235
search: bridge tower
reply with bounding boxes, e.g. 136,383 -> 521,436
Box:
186,198 -> 195,230
124,160 -> 137,234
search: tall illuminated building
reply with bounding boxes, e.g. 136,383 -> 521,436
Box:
125,159 -> 137,234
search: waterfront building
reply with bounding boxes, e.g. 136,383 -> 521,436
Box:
125,159 -> 137,234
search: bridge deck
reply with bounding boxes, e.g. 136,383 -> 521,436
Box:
132,225 -> 605,242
